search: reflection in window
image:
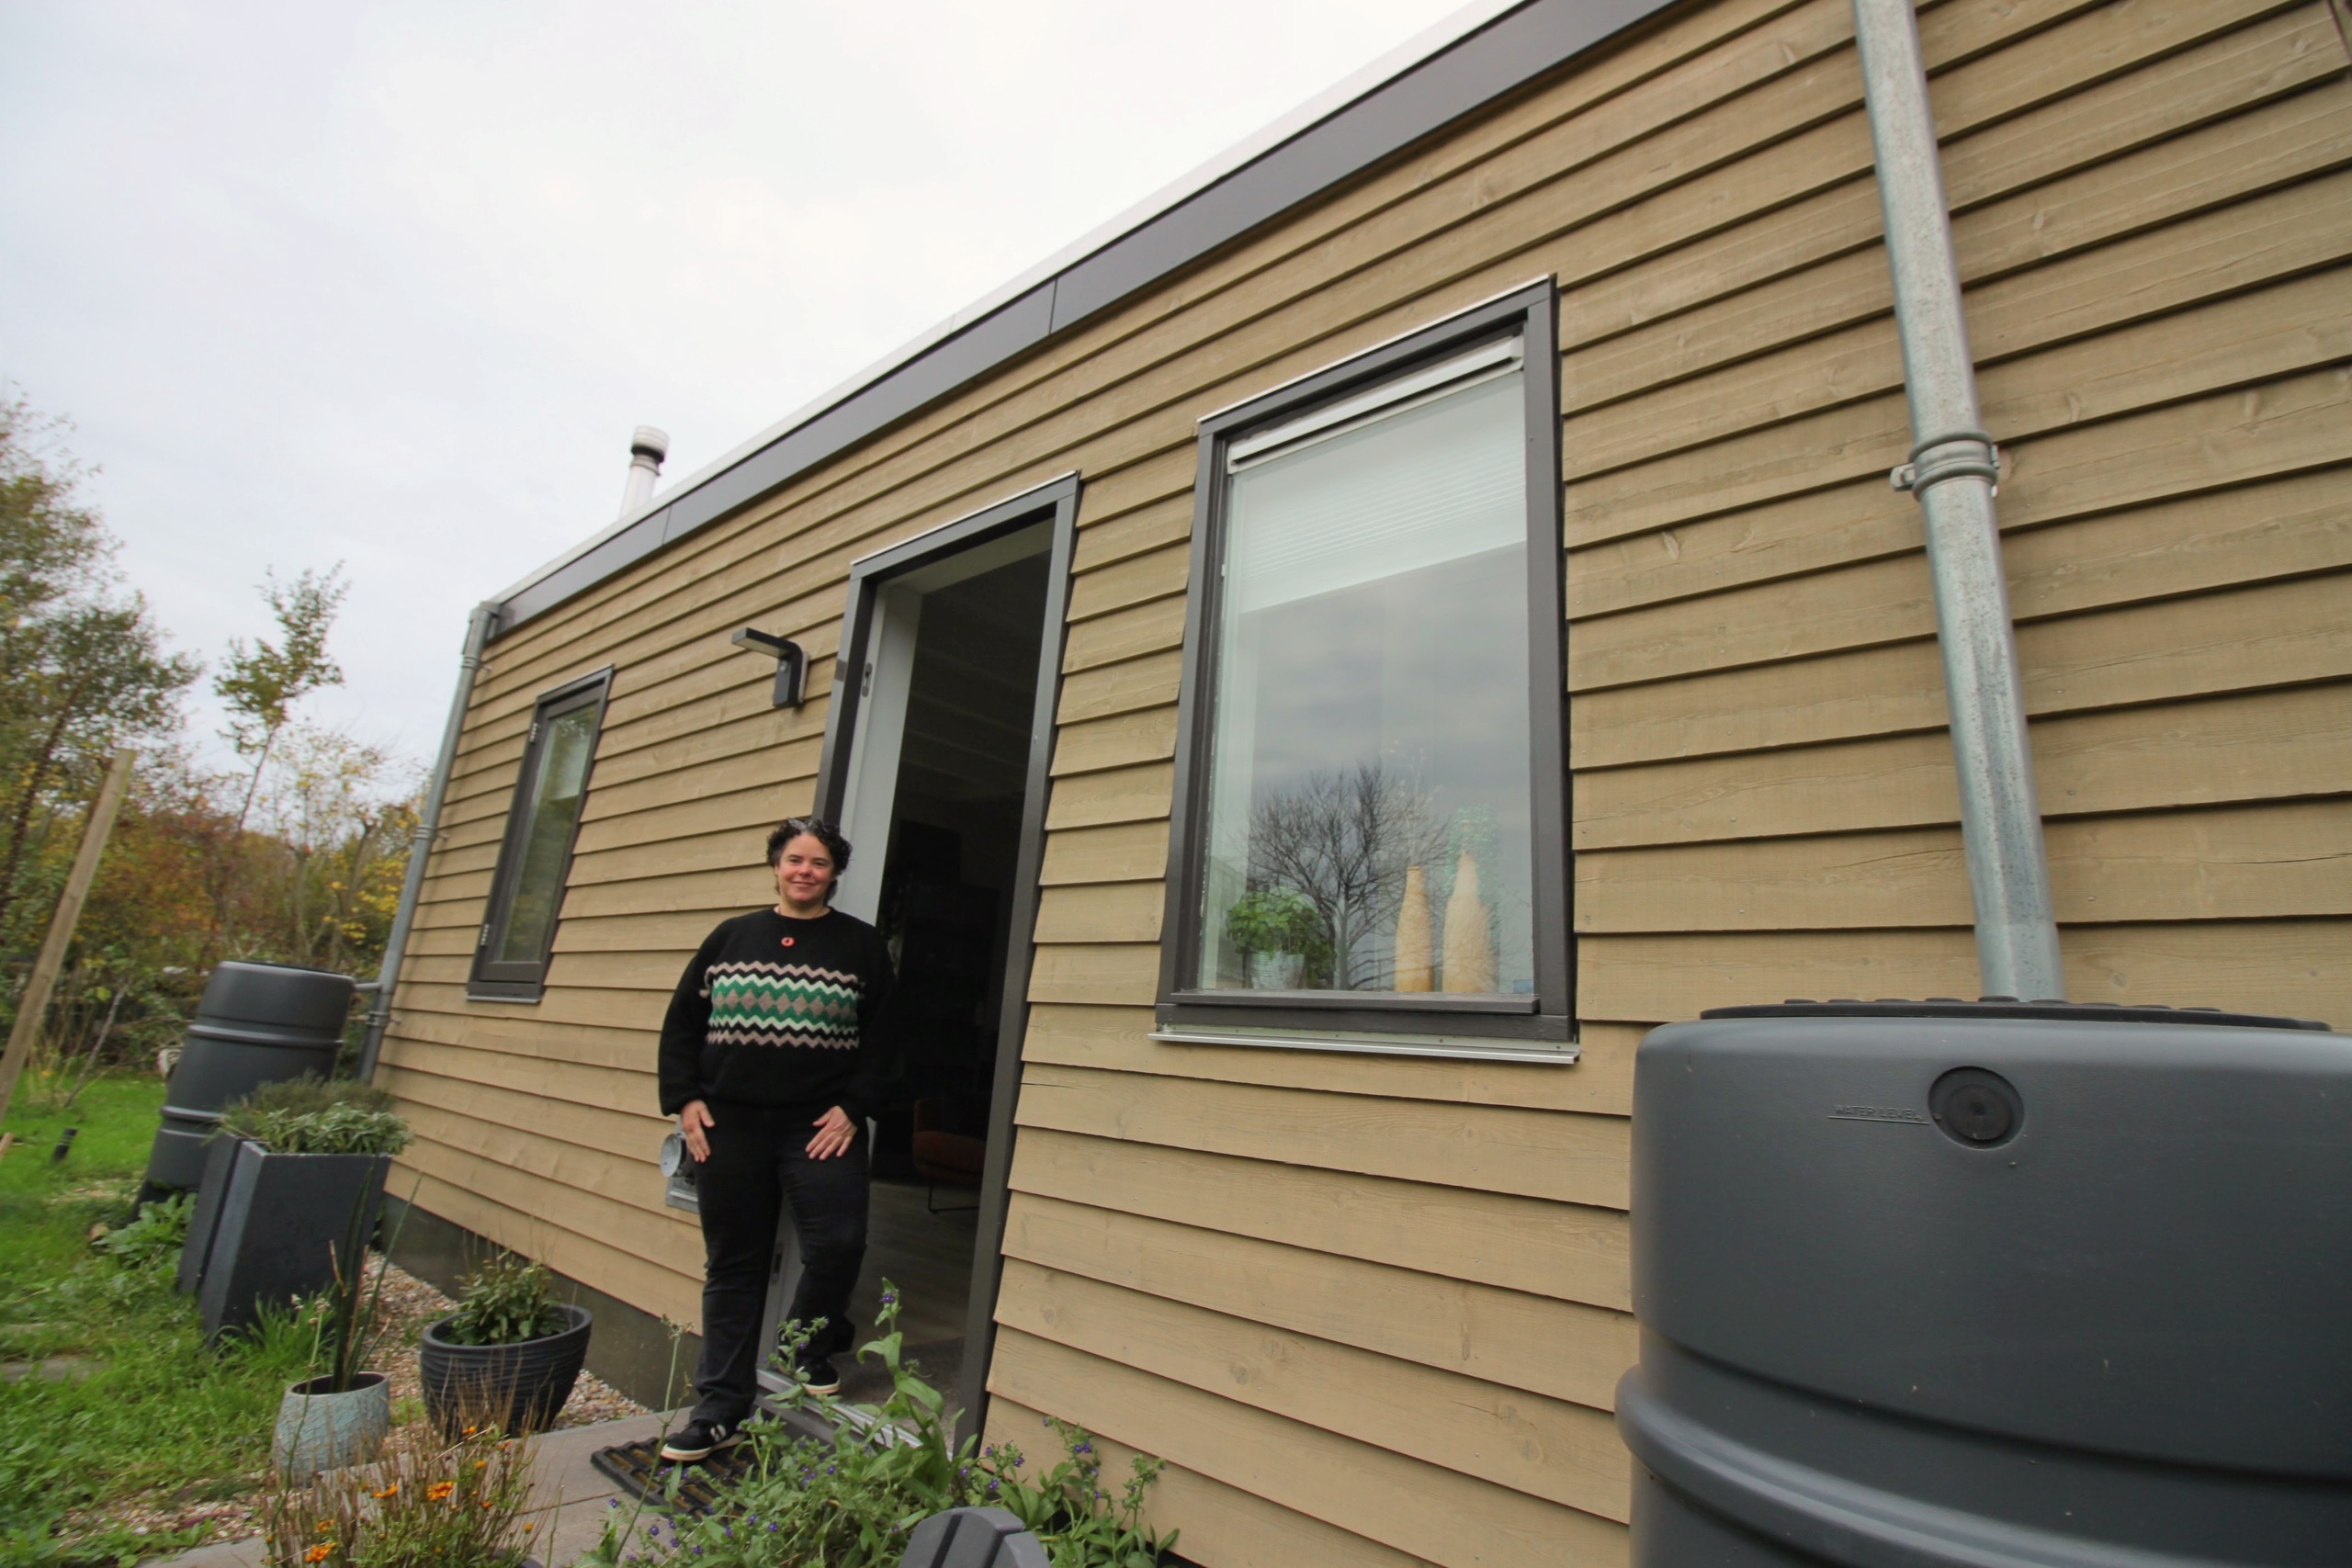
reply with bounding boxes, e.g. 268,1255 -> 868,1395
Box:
495,701 -> 600,965
1196,363 -> 1533,997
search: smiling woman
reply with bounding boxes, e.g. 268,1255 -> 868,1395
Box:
655,816 -> 897,1464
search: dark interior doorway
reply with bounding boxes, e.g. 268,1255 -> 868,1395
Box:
759,502 -> 1063,1424
839,542 -> 1047,1403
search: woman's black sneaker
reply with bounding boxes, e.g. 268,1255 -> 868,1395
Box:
795,1353 -> 841,1395
659,1418 -> 741,1462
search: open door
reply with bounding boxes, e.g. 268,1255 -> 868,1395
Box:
756,476 -> 1077,1441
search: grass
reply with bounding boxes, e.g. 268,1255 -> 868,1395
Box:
0,1075 -> 314,1568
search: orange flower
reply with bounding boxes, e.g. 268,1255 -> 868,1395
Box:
372,1484 -> 399,1500
426,1482 -> 455,1502
522,1524 -> 536,1534
472,1460 -> 487,1471
314,1522 -> 333,1534
304,1546 -> 332,1562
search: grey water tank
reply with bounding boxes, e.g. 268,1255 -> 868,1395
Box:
1618,998 -> 2350,1566
143,960 -> 356,1191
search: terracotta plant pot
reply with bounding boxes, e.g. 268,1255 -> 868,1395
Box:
419,1303 -> 593,1438
274,1371 -> 390,1480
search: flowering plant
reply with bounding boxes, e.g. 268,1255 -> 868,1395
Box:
583,1284 -> 1173,1568
259,1417 -> 535,1568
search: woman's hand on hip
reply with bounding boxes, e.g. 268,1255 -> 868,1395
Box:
678,1100 -> 716,1163
807,1106 -> 856,1159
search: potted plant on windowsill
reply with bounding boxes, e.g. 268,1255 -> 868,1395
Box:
1225,887 -> 1327,990
419,1252 -> 593,1438
180,1077 -> 413,1341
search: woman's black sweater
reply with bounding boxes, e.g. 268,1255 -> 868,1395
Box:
656,908 -> 894,1122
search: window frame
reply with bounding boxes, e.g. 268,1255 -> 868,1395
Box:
468,667 -> 615,1002
1155,281 -> 1572,1046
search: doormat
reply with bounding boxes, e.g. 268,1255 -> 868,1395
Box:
589,1436 -> 761,1517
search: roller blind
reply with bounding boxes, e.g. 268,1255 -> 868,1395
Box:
1225,363 -> 1524,616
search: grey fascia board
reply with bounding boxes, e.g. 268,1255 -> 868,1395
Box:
492,0 -> 1682,634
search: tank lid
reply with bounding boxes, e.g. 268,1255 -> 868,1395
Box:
1699,997 -> 2331,1032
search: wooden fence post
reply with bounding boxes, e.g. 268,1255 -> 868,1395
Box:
0,748 -> 137,1124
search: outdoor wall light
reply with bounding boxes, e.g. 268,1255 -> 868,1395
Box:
731,626 -> 807,708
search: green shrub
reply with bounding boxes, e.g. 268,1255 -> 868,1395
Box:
437,1253 -> 567,1347
219,1077 -> 412,1156
92,1192 -> 192,1275
583,1286 -> 1173,1568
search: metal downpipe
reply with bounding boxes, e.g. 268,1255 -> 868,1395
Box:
1851,0 -> 2064,1001
356,602 -> 499,1081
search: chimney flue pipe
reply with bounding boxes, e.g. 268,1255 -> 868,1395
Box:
619,425 -> 669,520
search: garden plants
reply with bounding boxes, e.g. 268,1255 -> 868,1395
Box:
583,1284 -> 1174,1568
217,1077 -> 413,1156
2,1076 -> 318,1567
420,1252 -> 592,1437
272,1190 -> 401,1480
185,1077 -> 412,1340
259,1416 -> 537,1568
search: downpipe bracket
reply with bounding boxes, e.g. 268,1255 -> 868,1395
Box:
1891,427 -> 2000,495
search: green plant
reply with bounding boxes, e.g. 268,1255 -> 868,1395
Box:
1,1077 -> 317,1566
438,1253 -> 567,1348
986,1420 -> 1175,1568
300,1176 -> 412,1393
1223,886 -> 1324,957
259,1416 -> 534,1568
92,1190 -> 192,1274
220,1077 -> 413,1156
585,1287 -> 1172,1568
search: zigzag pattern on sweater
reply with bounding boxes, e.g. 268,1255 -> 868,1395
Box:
703,960 -> 863,1050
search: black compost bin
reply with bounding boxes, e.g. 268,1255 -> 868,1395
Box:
143,960 -> 355,1192
1618,998 -> 2351,1566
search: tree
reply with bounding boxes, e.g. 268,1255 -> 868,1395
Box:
206,565 -> 347,956
245,723 -> 417,972
1245,762 -> 1443,989
215,565 -> 347,835
0,396 -> 201,949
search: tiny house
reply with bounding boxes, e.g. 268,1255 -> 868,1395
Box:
374,0 -> 2352,1559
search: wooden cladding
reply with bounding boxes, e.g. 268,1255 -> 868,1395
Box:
381,0 -> 2352,1559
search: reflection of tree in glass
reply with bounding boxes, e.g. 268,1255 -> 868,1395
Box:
1246,763 -> 1442,989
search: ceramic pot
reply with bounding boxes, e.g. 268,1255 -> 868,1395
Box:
419,1303 -> 593,1437
1248,952 -> 1306,990
273,1371 -> 390,1480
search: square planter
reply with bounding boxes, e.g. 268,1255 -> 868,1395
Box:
176,1133 -> 242,1294
193,1137 -> 390,1341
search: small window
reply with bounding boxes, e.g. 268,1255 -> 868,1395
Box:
1159,285 -> 1569,1044
469,669 -> 613,1000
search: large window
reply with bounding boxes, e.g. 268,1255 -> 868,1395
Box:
1159,286 -> 1569,1046
469,669 -> 613,1000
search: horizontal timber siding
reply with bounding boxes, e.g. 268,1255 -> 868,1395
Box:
381,0 -> 2352,1559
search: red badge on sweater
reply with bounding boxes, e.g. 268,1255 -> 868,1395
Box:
781,937 -> 795,947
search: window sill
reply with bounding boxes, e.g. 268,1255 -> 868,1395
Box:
1170,987 -> 1535,1014
465,984 -> 547,1004
1149,1023 -> 1578,1065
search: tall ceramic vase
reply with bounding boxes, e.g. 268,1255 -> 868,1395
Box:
1394,865 -> 1433,991
273,1371 -> 390,1481
1441,850 -> 1496,993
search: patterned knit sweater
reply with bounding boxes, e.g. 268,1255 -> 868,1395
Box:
657,908 -> 894,1120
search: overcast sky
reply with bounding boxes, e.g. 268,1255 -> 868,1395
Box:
1,0 -> 1467,772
